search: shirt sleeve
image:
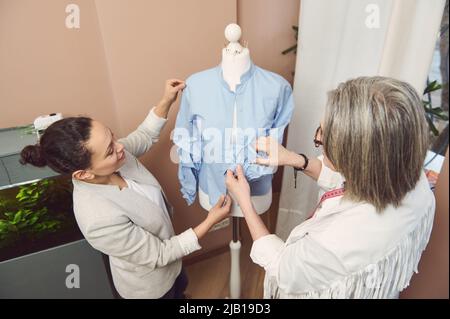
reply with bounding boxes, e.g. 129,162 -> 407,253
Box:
173,86 -> 202,205
118,107 -> 167,158
250,232 -> 347,294
244,81 -> 294,180
316,155 -> 346,191
176,228 -> 202,255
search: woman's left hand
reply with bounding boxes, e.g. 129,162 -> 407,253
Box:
161,79 -> 186,105
154,79 -> 186,118
225,165 -> 251,207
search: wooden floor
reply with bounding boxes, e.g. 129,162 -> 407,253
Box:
184,193 -> 280,299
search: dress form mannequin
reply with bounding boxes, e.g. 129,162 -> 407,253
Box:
198,25 -> 272,218
198,23 -> 273,299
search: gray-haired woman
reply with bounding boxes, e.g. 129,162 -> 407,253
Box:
225,76 -> 435,298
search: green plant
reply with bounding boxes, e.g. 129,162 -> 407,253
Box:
0,179 -> 68,246
16,179 -> 52,207
423,80 -> 449,136
0,207 -> 61,241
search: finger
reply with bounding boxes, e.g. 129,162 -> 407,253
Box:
255,157 -> 270,166
173,82 -> 186,91
222,194 -> 232,210
235,165 -> 245,180
255,136 -> 263,152
256,136 -> 269,153
226,169 -> 237,178
225,169 -> 236,184
167,79 -> 184,85
214,194 -> 225,208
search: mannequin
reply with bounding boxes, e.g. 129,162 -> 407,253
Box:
174,23 -> 293,299
198,23 -> 275,299
198,24 -> 273,218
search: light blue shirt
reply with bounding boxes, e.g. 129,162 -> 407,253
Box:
173,61 -> 294,206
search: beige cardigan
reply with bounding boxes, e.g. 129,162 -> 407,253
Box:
72,108 -> 201,299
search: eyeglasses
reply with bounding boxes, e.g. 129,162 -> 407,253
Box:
314,125 -> 323,148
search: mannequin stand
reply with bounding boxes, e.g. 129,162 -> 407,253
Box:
229,216 -> 241,299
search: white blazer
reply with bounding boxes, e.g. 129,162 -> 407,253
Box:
250,156 -> 435,298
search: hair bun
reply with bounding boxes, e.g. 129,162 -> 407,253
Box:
20,145 -> 47,167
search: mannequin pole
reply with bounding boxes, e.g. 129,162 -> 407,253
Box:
229,216 -> 241,298
232,216 -> 240,242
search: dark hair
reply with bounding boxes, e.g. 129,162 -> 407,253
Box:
20,117 -> 93,174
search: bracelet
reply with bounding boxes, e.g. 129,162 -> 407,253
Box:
295,153 -> 309,171
293,153 -> 309,189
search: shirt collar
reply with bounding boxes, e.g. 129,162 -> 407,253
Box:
216,60 -> 256,94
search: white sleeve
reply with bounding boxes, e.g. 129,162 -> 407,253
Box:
118,107 -> 167,158
176,228 -> 202,255
251,232 -> 347,294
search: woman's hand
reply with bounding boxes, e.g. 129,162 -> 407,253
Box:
225,165 -> 251,207
154,79 -> 186,118
254,136 -> 297,167
206,194 -> 232,225
255,136 -> 323,181
194,194 -> 232,240
161,79 -> 186,105
225,165 -> 270,241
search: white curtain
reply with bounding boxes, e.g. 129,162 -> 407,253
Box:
276,0 -> 446,240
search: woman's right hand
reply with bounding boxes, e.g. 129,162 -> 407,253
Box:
254,136 -> 297,167
194,195 -> 232,240
206,194 -> 232,225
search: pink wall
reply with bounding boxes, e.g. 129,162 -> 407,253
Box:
238,0 -> 300,85
0,0 -> 120,133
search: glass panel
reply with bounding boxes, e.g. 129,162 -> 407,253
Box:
0,175 -> 83,262
423,2 -> 449,190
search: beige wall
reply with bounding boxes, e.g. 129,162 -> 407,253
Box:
238,0 -> 300,85
401,148 -> 449,299
0,0 -> 120,133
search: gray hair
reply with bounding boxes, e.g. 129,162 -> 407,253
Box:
323,76 -> 429,211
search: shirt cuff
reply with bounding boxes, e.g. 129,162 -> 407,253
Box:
143,107 -> 168,134
175,228 -> 202,256
250,234 -> 284,269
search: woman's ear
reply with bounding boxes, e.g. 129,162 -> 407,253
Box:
72,170 -> 95,181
